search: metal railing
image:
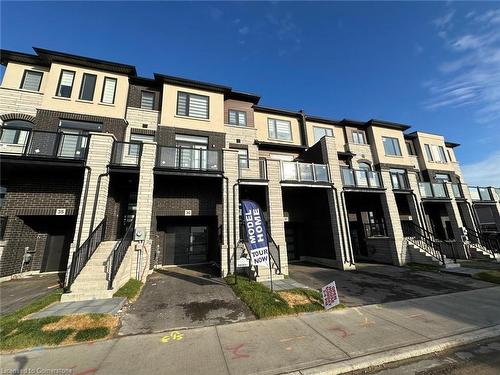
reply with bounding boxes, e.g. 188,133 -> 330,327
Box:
111,141 -> 142,167
108,217 -> 135,289
0,127 -> 88,160
418,182 -> 448,198
465,227 -> 500,256
281,161 -> 330,183
451,184 -> 463,198
156,146 -> 222,172
390,171 -> 410,190
469,186 -> 493,201
66,218 -> 106,290
341,167 -> 382,188
401,221 -> 456,264
239,224 -> 281,275
238,157 -> 267,180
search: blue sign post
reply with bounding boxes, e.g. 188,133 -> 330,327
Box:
241,200 -> 273,290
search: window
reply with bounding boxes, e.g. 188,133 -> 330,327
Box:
358,162 -> 371,171
0,217 -> 6,240
20,70 -> 43,91
129,133 -> 155,156
352,130 -> 366,144
0,120 -> 33,145
235,148 -> 249,168
313,127 -> 333,143
382,136 -> 402,156
424,144 -> 434,161
390,169 -> 408,189
447,149 -> 453,162
437,146 -> 448,163
177,91 -> 209,119
0,186 -> 6,208
175,134 -> 209,169
101,77 -> 117,104
56,70 -> 75,98
228,110 -> 247,126
141,91 -> 155,110
268,118 -> 292,141
59,119 -> 102,132
435,173 -> 451,182
78,73 -> 97,101
406,140 -> 416,155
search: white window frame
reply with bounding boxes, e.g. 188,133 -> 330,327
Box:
140,91 -> 155,110
382,136 -> 402,156
101,77 -> 117,104
56,70 -> 75,98
20,70 -> 43,92
313,126 -> 333,143
352,130 -> 366,144
228,109 -> 247,126
268,118 -> 292,141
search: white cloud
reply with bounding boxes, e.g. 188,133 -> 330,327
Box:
462,151 -> 500,186
433,10 -> 455,28
238,26 -> 250,35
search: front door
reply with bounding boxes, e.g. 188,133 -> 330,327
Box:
164,225 -> 209,265
41,233 -> 71,272
285,223 -> 298,260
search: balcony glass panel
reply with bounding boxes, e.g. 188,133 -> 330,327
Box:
314,164 -> 329,182
156,147 -> 221,171
432,183 -> 447,198
367,171 -> 381,188
298,163 -> 314,181
496,188 -> 500,200
469,187 -> 480,200
478,187 -> 491,201
355,170 -> 369,187
419,182 -> 433,198
451,184 -> 463,198
111,142 -> 141,166
342,168 -> 355,186
282,162 -> 298,180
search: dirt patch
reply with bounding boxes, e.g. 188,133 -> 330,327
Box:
42,314 -> 118,332
278,291 -> 316,307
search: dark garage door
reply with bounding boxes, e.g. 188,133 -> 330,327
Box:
164,225 -> 209,265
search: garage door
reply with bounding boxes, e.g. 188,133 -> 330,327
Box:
164,225 -> 209,265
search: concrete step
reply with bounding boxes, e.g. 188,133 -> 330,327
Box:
469,246 -> 495,260
60,289 -> 114,302
71,282 -> 109,292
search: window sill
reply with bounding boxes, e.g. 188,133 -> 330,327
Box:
17,88 -> 42,94
75,99 -> 94,104
98,102 -> 116,107
174,115 -> 210,122
268,137 -> 294,143
384,154 -> 404,158
225,123 -> 253,129
52,96 -> 72,101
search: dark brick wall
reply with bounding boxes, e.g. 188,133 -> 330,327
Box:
104,174 -> 138,241
422,169 -> 459,183
156,127 -> 225,148
127,84 -> 161,111
0,166 -> 84,277
34,109 -> 128,141
150,175 -> 223,266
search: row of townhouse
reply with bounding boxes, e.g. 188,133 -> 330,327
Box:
0,48 -> 499,301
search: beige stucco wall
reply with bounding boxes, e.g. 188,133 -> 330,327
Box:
413,132 -> 458,173
254,111 -> 302,145
39,62 -> 129,118
1,62 -> 50,93
305,121 -> 345,147
368,126 -> 414,167
160,83 -> 224,132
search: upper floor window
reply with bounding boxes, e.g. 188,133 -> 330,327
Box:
177,91 -> 209,119
382,136 -> 402,156
435,173 -> 450,182
228,110 -> 247,126
129,132 -> 155,156
20,70 -> 43,92
59,119 -> 103,132
231,147 -> 249,168
101,77 -> 117,104
56,70 -> 75,98
79,73 -> 97,101
405,140 -> 416,156
447,149 -> 453,162
0,186 -> 6,209
313,126 -> 333,143
141,91 -> 155,110
358,162 -> 371,171
268,118 -> 292,141
424,144 -> 434,161
0,120 -> 33,145
437,146 -> 448,163
352,130 -> 366,144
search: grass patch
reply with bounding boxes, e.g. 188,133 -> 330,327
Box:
473,270 -> 500,284
407,263 -> 440,272
113,278 -> 143,301
226,275 -> 343,319
74,327 -> 110,342
0,290 -> 118,352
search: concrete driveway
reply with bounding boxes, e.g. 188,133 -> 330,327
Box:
0,273 -> 62,315
289,262 -> 494,307
119,264 -> 254,335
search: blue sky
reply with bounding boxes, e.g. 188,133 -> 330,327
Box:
1,1 -> 499,185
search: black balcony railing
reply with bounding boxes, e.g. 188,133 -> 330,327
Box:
238,157 -> 268,180
469,186 -> 493,201
465,226 -> 500,256
111,141 -> 142,167
281,161 -> 330,183
418,182 -> 448,198
156,146 -> 222,172
341,167 -> 382,188
108,217 -> 135,289
0,127 -> 88,161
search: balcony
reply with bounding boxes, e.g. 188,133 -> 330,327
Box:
110,142 -> 142,167
281,161 -> 330,183
451,183 -> 464,199
390,171 -> 410,190
469,186 -> 493,202
0,127 -> 88,161
156,146 -> 222,173
418,182 -> 448,198
238,157 -> 268,180
341,167 -> 382,188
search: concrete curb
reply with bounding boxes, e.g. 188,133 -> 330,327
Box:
292,324 -> 500,375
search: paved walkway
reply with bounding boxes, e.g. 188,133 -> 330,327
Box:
0,273 -> 61,315
2,286 -> 499,375
29,297 -> 126,319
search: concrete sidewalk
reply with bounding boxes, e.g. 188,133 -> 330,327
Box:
2,286 -> 500,375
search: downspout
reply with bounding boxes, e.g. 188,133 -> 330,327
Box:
222,176 -> 231,275
410,191 -> 425,229
232,181 -> 239,277
332,185 -> 348,264
340,190 -> 355,265
89,167 -> 110,237
298,110 -> 309,147
465,200 -> 481,232
76,166 -> 92,249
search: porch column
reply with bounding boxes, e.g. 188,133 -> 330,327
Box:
132,141 -> 156,281
380,170 -> 407,266
407,171 -> 425,228
266,159 -> 289,276
222,149 -> 239,276
66,133 -> 114,282
320,136 -> 355,270
445,183 -> 468,259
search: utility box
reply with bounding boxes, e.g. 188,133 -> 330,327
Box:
134,228 -> 146,241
